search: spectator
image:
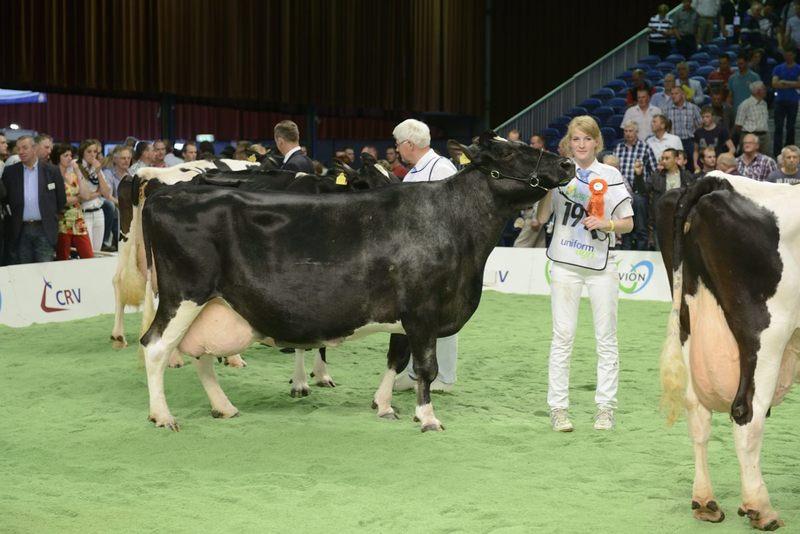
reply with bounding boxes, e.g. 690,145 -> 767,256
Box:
385,146 -> 408,179
772,47 -> 800,156
676,149 -> 688,169
0,133 -> 7,177
695,146 -> 718,178
708,54 -> 734,94
198,140 -> 215,159
76,139 -> 113,252
507,129 -> 522,142
672,0 -> 699,58
676,62 -> 705,105
613,121 -> 658,250
648,4 -> 675,59
124,136 -> 138,149
663,86 -> 703,171
735,81 -> 770,155
233,140 -> 251,161
647,114 -> 684,161
767,145 -> 800,183
748,48 -> 772,89
709,88 -> 735,131
102,146 -> 132,251
648,148 -> 696,248
694,0 -> 721,45
34,134 -> 54,164
651,73 -> 678,109
740,2 -> 768,49
1,135 -> 66,264
728,52 -> 762,113
529,134 -> 546,149
51,143 -> 93,260
151,139 -> 168,168
622,88 -> 662,140
181,141 -> 198,162
693,106 -> 735,170
716,152 -> 739,172
275,120 -> 315,174
720,0 -> 744,40
625,69 -> 654,107
344,147 -> 356,166
129,141 -> 154,176
360,145 -> 379,159
785,0 -> 800,50
163,141 -> 183,166
0,172 -> 5,265
736,133 -> 777,180
334,150 -> 347,163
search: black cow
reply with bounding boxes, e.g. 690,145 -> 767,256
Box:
139,132 -> 573,432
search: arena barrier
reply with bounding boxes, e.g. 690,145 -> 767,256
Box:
0,249 -> 670,327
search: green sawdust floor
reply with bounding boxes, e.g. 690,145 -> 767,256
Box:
1,292 -> 798,533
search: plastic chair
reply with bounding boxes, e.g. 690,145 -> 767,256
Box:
601,127 -> 617,145
665,53 -> 686,64
690,52 -> 711,64
593,106 -> 614,123
696,65 -> 715,78
608,97 -> 628,114
639,55 -> 661,67
591,88 -> 615,101
566,106 -> 589,118
579,98 -> 602,112
691,76 -> 708,90
541,127 -> 561,141
604,79 -> 628,92
656,61 -> 675,74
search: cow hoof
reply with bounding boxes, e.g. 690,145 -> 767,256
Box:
290,386 -> 310,398
148,414 -> 180,432
692,500 -> 725,523
315,376 -> 336,387
379,409 -> 399,420
110,335 -> 128,349
224,355 -> 247,368
211,409 -> 240,419
420,421 -> 444,432
738,507 -> 783,531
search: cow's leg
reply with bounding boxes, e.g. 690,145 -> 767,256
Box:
290,349 -> 310,397
224,354 -> 247,368
372,334 -> 410,419
110,270 -> 127,349
313,348 -> 335,387
194,356 -> 239,419
407,329 -> 443,432
141,299 -> 205,431
733,328 -> 787,531
138,276 -> 157,364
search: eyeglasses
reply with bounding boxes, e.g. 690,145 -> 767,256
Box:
396,140 -> 411,149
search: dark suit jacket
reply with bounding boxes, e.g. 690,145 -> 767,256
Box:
647,168 -> 696,233
1,159 -> 66,246
281,150 -> 315,174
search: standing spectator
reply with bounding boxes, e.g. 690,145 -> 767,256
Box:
181,141 -> 198,162
648,148 -> 696,248
625,69 -> 654,106
740,2 -> 768,49
198,140 -> 215,159
720,0 -> 744,40
772,47 -> 800,156
76,139 -> 113,252
360,145 -> 379,159
344,147 -> 356,166
767,145 -> 800,183
695,146 -> 718,177
622,88 -> 662,140
735,81 -> 770,154
646,114 -> 684,161
708,54 -> 734,95
613,121 -> 658,250
151,139 -> 168,168
391,118 -> 459,393
129,141 -> 154,176
716,152 -> 739,172
736,133 -> 777,180
0,133 -> 8,178
694,0 -> 721,45
648,4 -> 675,59
385,146 -> 408,179
672,0 -> 699,58
675,149 -> 688,169
51,143 -> 93,260
35,134 -> 54,164
102,146 -> 132,251
651,73 -> 678,110
507,129 -> 522,142
785,0 -> 800,50
728,52 -> 762,113
663,86 -> 703,170
529,134 -> 546,149
275,120 -> 315,174
709,89 -> 736,132
676,62 -> 706,105
1,135 -> 66,264
693,106 -> 735,169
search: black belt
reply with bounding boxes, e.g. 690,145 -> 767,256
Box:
84,207 -> 102,213
745,131 -> 767,135
23,220 -> 41,225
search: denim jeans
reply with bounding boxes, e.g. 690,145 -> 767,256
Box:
773,100 -> 798,156
101,198 -> 118,247
621,193 -> 649,250
14,223 -> 54,264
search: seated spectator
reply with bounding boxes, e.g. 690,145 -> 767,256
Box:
736,133 -> 777,180
693,106 -> 735,170
164,141 -> 183,166
676,149 -> 688,169
129,141 -> 154,175
708,54 -> 733,94
651,73 -> 677,110
735,81 -> 770,155
709,89 -> 735,132
626,69 -> 654,107
695,146 -> 718,178
51,143 -> 93,260
198,140 -> 215,159
622,87 -> 662,140
648,3 -> 674,59
740,2 -> 769,50
767,145 -> 800,184
234,140 -> 252,160
361,145 -> 379,159
76,139 -> 113,252
648,148 -> 696,248
507,129 -> 522,142
344,147 -> 356,166
646,114 -> 683,162
716,152 -> 739,173
676,62 -> 705,105
385,146 -> 408,179
529,134 -> 546,149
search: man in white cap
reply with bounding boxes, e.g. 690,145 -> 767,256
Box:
391,118 -> 459,392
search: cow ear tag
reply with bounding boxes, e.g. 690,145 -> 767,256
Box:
247,154 -> 257,162
459,152 -> 471,165
336,173 -> 348,185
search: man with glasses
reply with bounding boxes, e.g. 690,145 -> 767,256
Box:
736,133 -> 777,181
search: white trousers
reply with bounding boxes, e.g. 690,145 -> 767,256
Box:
405,334 -> 458,384
547,261 -> 619,410
84,209 -> 105,252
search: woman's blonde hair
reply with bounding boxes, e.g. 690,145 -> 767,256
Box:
562,115 -> 603,155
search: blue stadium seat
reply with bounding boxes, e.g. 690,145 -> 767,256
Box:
690,52 -> 711,64
546,138 -> 560,153
591,87 -> 615,101
711,37 -> 727,48
605,114 -> 624,131
601,127 -> 617,145
696,65 -> 715,78
646,68 -> 662,79
593,106 -> 614,123
686,61 -> 699,74
639,55 -> 661,67
633,63 -> 652,72
615,88 -> 629,98
579,98 -> 602,111
605,79 -> 627,92
691,76 -> 708,90
709,59 -> 720,68
548,116 -> 572,135
665,53 -> 685,63
725,50 -> 737,61
705,44 -> 720,56
566,106 -> 589,118
589,115 -> 602,127
698,95 -> 711,107
541,127 -> 560,140
728,43 -> 740,54
618,70 -> 634,82
767,57 -> 778,70
653,86 -> 665,93
656,61 -> 675,73
607,97 -> 628,113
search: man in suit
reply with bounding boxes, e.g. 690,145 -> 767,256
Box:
275,120 -> 315,174
1,135 -> 66,264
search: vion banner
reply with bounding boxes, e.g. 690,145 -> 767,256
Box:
483,248 -> 670,302
0,257 -> 118,327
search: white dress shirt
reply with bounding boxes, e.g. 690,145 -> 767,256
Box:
622,105 -> 662,141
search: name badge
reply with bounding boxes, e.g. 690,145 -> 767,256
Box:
47,182 -> 55,190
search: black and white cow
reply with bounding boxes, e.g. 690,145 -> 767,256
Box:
137,132 -> 572,432
658,171 -> 800,530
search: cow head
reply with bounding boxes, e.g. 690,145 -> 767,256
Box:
352,152 -> 400,189
453,131 -> 573,205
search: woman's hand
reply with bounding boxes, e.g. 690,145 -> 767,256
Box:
583,215 -> 612,232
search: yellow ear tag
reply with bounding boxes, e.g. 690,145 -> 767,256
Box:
336,173 -> 348,185
247,154 -> 256,162
459,152 -> 471,165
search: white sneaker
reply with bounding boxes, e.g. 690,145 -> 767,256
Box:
393,372 -> 416,391
550,408 -> 574,432
593,408 -> 615,430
